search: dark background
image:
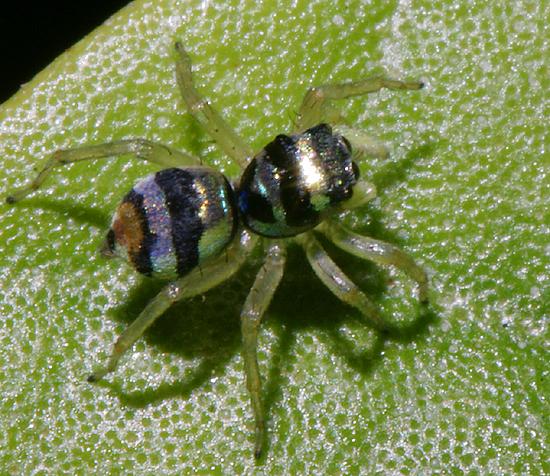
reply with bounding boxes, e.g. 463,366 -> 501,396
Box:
0,1 -> 130,103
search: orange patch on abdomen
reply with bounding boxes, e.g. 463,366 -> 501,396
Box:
112,202 -> 145,255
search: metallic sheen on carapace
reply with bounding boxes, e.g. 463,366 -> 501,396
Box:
107,124 -> 360,278
237,123 -> 359,238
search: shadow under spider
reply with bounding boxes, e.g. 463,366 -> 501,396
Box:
19,138 -> 440,454
100,239 -> 437,438
103,259 -> 260,408
13,198 -> 111,229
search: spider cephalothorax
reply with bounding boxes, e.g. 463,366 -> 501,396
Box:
238,123 -> 358,237
6,42 -> 428,459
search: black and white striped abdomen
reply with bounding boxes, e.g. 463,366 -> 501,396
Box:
105,167 -> 238,280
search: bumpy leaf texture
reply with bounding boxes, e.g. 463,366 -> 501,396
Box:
0,0 -> 547,473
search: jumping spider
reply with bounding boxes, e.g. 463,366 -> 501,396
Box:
6,42 -> 428,458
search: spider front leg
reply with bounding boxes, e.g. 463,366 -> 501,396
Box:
6,139 -> 199,203
334,125 -> 390,160
298,233 -> 387,330
240,241 -> 286,459
320,221 -> 429,303
88,229 -> 258,382
297,76 -> 424,131
175,42 -> 253,169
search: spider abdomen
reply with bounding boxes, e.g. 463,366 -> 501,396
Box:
104,167 -> 237,280
237,124 -> 358,237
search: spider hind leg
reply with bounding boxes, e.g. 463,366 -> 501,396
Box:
88,229 -> 257,382
5,139 -> 199,203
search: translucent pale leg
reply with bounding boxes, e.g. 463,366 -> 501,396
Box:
298,233 -> 387,330
6,139 -> 199,203
333,125 -> 390,160
297,76 -> 424,131
312,109 -> 389,160
88,230 -> 258,382
240,241 -> 286,459
175,42 -> 253,169
339,179 -> 377,211
320,221 -> 429,303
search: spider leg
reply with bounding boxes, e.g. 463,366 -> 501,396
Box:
6,139 -> 199,203
87,229 -> 258,382
298,233 -> 387,330
175,42 -> 253,169
338,178 -> 377,211
240,240 -> 286,459
320,221 -> 429,303
296,76 -> 423,131
334,125 -> 390,160
304,105 -> 389,159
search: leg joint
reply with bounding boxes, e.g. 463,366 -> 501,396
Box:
127,138 -> 155,158
188,98 -> 210,115
307,86 -> 324,100
165,282 -> 184,303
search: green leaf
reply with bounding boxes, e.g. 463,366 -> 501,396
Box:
1,0 -> 547,473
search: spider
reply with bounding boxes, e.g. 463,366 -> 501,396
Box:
6,42 -> 428,458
